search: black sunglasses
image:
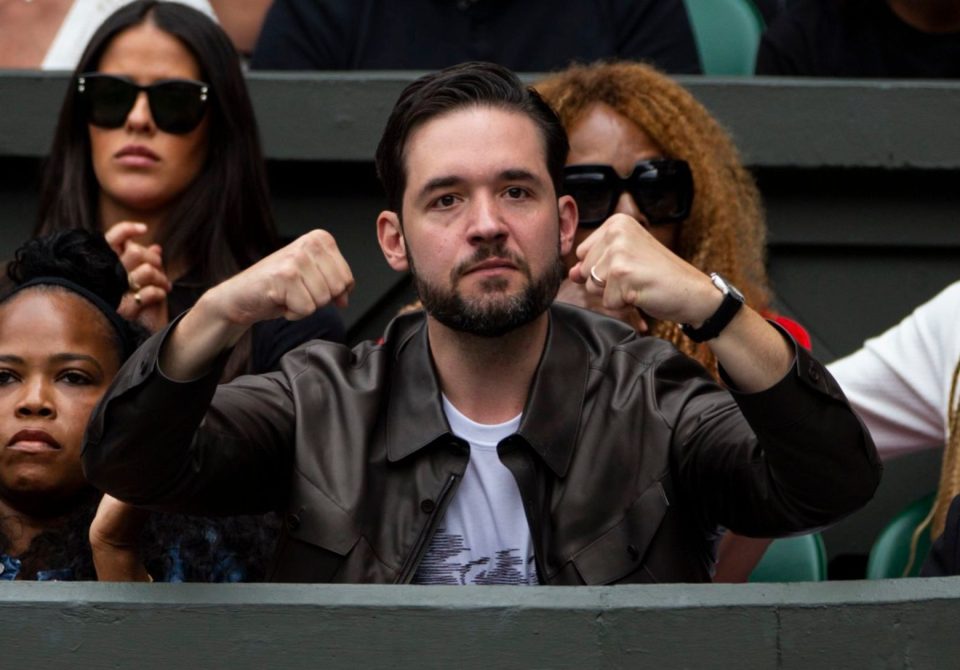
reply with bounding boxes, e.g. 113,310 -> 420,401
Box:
77,73 -> 210,134
562,159 -> 694,229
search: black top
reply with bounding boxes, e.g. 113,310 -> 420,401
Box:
756,0 -> 960,78
251,0 -> 701,74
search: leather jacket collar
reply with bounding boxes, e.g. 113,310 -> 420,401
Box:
382,306 -> 588,476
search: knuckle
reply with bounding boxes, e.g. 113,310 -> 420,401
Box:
276,264 -> 299,282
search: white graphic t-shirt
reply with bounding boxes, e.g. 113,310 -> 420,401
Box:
413,396 -> 539,585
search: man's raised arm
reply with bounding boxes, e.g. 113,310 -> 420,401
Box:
82,230 -> 354,515
569,215 -> 791,391
161,230 -> 354,380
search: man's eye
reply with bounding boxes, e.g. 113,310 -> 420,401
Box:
505,187 -> 528,199
0,371 -> 17,385
432,194 -> 457,209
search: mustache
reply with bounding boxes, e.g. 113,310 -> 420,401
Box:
451,242 -> 530,282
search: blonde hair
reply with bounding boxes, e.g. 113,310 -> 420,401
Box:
537,61 -> 772,377
905,359 -> 960,574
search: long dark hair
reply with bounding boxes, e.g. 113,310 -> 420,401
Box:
35,0 -> 279,284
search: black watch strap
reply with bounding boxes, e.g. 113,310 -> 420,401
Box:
680,273 -> 745,343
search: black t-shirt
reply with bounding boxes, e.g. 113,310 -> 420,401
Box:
756,0 -> 960,78
250,0 -> 701,74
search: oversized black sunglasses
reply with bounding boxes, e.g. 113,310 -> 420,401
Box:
562,159 -> 694,229
77,73 -> 210,134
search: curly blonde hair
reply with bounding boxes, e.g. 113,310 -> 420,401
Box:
537,61 -> 772,376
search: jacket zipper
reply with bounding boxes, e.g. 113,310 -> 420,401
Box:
397,473 -> 460,583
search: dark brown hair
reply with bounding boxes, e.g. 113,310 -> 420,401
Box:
375,61 -> 569,213
35,0 -> 279,285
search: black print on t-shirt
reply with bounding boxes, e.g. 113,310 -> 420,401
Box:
413,530 -> 537,585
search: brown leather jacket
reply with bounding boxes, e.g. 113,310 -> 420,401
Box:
83,305 -> 881,584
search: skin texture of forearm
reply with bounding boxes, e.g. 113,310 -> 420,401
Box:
707,307 -> 794,393
159,293 -> 248,381
89,495 -> 152,582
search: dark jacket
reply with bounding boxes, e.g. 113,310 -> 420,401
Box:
83,305 -> 881,584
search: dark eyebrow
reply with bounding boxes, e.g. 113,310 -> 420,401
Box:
51,353 -> 105,374
418,175 -> 464,200
418,169 -> 542,196
500,169 -> 540,183
0,353 -> 105,374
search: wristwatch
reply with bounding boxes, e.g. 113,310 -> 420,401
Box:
680,273 -> 745,343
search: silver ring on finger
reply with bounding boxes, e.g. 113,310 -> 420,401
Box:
589,266 -> 607,288
134,292 -> 142,306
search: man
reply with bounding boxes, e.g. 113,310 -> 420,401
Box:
250,0 -> 701,75
757,0 -> 960,78
83,63 -> 880,584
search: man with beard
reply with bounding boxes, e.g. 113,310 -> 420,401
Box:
83,62 -> 881,584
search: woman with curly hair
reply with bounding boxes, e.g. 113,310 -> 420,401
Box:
538,60 -> 810,376
537,61 -> 810,581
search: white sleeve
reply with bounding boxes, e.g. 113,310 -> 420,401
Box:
828,281 -> 960,460
43,0 -> 218,71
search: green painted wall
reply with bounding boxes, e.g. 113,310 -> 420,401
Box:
3,580 -> 959,668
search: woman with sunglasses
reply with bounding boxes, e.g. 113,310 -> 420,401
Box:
537,61 -> 810,582
35,0 -> 344,380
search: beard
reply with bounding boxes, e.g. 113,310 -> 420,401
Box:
410,240 -> 565,338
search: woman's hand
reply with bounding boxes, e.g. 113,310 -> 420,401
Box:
105,222 -> 172,333
89,494 -> 152,582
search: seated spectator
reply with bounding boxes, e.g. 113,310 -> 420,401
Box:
0,0 -> 214,70
756,0 -> 960,77
828,281 -> 960,568
35,0 -> 344,379
82,62 -> 879,585
0,231 -> 277,581
0,230 -> 275,582
250,0 -> 702,74
536,61 -> 811,582
0,231 -> 140,580
538,61 -> 810,376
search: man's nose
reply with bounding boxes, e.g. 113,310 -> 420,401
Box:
466,194 -> 508,242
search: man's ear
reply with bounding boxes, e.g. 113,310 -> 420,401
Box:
377,210 -> 409,271
558,194 -> 578,257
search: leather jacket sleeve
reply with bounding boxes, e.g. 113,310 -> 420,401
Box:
656,332 -> 882,537
82,316 -> 299,516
